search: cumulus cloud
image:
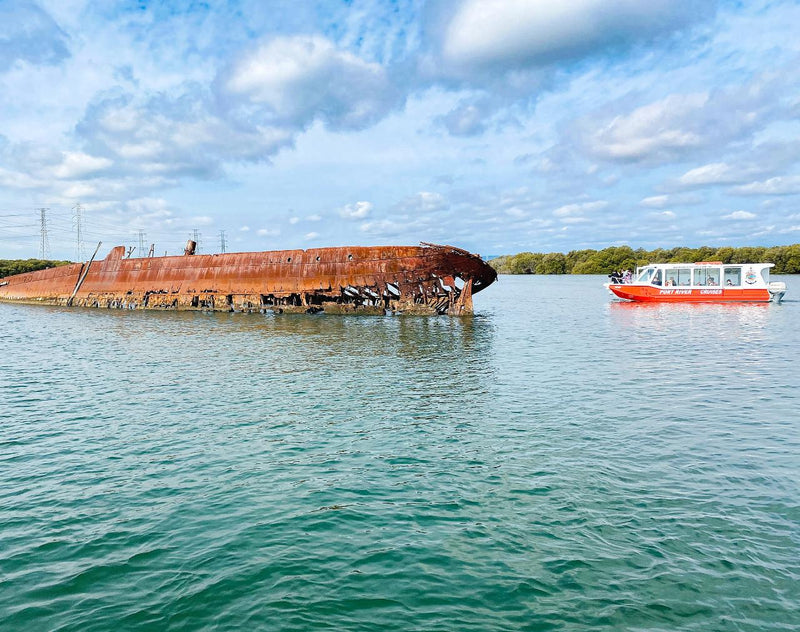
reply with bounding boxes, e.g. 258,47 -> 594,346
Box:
257,228 -> 280,237
51,152 -> 113,179
640,195 -> 669,208
553,200 -> 608,217
679,163 -> 741,186
731,175 -> 800,196
578,72 -> 790,164
583,93 -> 708,162
395,191 -> 448,214
439,0 -> 716,75
722,210 -> 757,220
76,87 -> 295,180
220,35 -> 402,131
340,201 -> 373,219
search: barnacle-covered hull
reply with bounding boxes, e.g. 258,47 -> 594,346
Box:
0,243 -> 497,315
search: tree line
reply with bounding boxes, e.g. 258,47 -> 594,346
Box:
489,244 -> 800,275
0,258 -> 72,278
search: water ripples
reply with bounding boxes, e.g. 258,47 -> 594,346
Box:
1,276 -> 798,630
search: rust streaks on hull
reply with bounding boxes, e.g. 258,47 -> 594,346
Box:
0,243 -> 497,316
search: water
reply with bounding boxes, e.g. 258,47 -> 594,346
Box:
1,275 -> 798,631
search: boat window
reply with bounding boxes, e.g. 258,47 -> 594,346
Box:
651,269 -> 662,285
665,268 -> 691,286
636,268 -> 654,283
693,267 -> 720,286
724,267 -> 741,286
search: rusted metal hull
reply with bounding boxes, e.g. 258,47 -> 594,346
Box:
0,243 -> 497,315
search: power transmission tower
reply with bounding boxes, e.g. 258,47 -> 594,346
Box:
192,229 -> 202,254
39,207 -> 50,259
219,230 -> 227,254
138,230 -> 146,257
73,203 -> 86,261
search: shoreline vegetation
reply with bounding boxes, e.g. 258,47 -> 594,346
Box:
489,244 -> 800,275
1,258 -> 73,278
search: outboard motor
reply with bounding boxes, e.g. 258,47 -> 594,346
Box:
768,281 -> 787,303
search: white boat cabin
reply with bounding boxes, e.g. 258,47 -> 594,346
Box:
633,262 -> 773,288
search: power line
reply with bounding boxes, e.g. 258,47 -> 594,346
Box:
192,228 -> 202,254
138,230 -> 147,258
219,229 -> 227,254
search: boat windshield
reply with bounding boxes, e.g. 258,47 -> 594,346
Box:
637,268 -> 654,283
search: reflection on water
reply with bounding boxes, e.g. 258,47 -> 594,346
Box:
607,299 -> 772,341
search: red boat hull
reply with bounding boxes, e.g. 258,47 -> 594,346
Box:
608,284 -> 770,303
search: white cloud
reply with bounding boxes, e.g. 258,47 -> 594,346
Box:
340,201 -> 373,219
586,93 -> 708,161
640,195 -> 669,208
553,200 -> 607,217
221,35 -> 400,131
441,1 -> 715,73
190,215 -> 214,226
288,216 -> 300,224
257,228 -> 280,237
304,231 -> 319,240
679,163 -> 741,186
654,210 -> 676,219
51,151 -> 113,179
722,210 -> 757,220
732,176 -> 800,196
239,225 -> 250,232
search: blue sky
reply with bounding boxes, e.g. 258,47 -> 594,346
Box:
1,0 -> 799,260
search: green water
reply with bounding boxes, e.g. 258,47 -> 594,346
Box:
1,276 -> 798,630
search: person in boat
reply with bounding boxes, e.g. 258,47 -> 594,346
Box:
666,277 -> 676,286
622,269 -> 632,283
608,270 -> 623,283
708,278 -> 717,286
726,279 -> 733,286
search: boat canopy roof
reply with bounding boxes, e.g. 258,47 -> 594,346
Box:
637,262 -> 774,270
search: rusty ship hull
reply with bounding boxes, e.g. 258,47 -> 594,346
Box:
0,243 -> 497,315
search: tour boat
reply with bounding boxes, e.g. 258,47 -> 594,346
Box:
606,261 -> 787,303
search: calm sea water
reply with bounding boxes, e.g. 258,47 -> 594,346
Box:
1,275 -> 798,631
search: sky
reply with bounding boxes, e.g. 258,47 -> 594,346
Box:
1,0 -> 799,261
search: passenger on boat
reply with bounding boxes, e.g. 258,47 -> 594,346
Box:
622,269 -> 632,283
666,277 -> 676,286
608,270 -> 623,283
726,279 -> 733,286
708,278 -> 717,286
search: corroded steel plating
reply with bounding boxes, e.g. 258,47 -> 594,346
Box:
0,242 -> 497,315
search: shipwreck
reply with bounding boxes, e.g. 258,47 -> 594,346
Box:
0,241 -> 497,315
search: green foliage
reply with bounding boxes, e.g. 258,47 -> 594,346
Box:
0,258 -> 72,278
489,244 -> 800,275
